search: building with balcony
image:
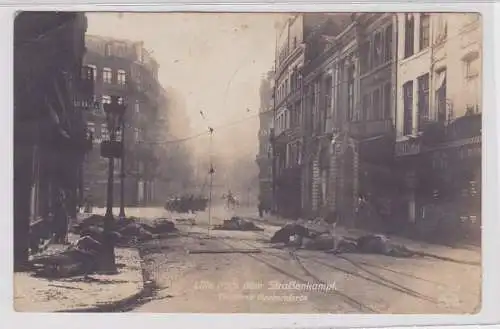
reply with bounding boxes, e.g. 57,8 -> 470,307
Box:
83,35 -> 161,207
299,13 -> 354,218
393,13 -> 481,243
14,12 -> 92,268
272,14 -> 306,218
272,13 -> 354,219
256,71 -> 274,211
298,13 -> 397,226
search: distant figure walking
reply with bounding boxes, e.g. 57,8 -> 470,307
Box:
324,210 -> 340,251
258,201 -> 264,218
222,190 -> 239,210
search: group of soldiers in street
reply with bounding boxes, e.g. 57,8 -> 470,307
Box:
165,194 -> 209,213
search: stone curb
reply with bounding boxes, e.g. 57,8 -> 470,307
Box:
55,245 -> 153,313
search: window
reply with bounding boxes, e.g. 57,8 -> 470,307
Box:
373,88 -> 381,120
360,41 -> 370,73
102,68 -> 113,83
419,14 -> 430,51
312,81 -> 319,132
435,14 -> 448,44
101,123 -> 109,140
435,69 -> 447,122
87,122 -> 95,134
296,101 -> 302,127
384,24 -> 393,62
373,32 -> 382,67
102,95 -> 111,104
417,73 -> 430,129
464,57 -> 480,79
117,69 -> 127,85
83,64 -> 97,81
403,81 -> 414,135
464,56 -> 480,109
383,83 -> 391,119
322,76 -> 332,133
134,128 -> 141,142
347,64 -> 355,121
404,14 -> 415,58
116,128 -> 122,142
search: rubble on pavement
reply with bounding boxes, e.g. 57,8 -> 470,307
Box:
30,215 -> 178,278
270,223 -> 313,243
15,247 -> 143,312
269,223 -> 415,257
213,216 -> 264,231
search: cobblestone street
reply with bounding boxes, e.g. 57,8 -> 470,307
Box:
103,206 -> 482,314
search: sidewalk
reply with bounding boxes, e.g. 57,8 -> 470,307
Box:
14,246 -> 144,312
247,212 -> 481,265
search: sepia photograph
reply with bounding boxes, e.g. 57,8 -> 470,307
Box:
13,11 -> 482,314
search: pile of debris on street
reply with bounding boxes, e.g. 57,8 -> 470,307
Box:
28,215 -> 178,279
213,216 -> 264,231
270,223 -> 415,257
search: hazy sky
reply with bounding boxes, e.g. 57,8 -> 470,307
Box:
86,12 -> 285,162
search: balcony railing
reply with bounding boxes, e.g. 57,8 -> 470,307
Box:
348,119 -> 393,138
395,138 -> 422,157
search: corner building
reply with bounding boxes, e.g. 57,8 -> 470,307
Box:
83,35 -> 161,207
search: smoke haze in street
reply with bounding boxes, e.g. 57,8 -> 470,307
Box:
86,12 -> 288,197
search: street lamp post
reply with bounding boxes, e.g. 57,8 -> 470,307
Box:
100,95 -> 126,273
119,118 -> 126,219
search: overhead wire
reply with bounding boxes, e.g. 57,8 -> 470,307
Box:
137,111 -> 261,145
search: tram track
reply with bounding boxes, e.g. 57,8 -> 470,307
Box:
216,233 -> 378,313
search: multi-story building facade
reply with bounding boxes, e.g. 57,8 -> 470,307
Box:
298,13 -> 396,226
272,14 -> 306,218
394,13 -> 482,242
269,13 -> 481,244
83,35 -> 161,207
14,12 -> 92,268
272,14 -> 353,219
299,13 -> 354,219
256,71 -> 274,210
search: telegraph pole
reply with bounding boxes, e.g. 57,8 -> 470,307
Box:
207,127 -> 214,237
